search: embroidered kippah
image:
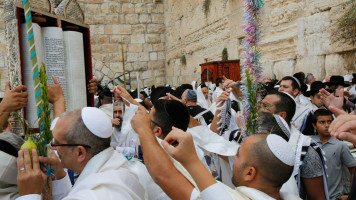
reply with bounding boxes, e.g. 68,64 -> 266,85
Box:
187,89 -> 197,99
266,134 -> 295,166
273,114 -> 290,138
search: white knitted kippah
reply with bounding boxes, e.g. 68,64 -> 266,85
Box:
81,107 -> 112,138
266,134 -> 295,166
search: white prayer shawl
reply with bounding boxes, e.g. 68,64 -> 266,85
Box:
117,103 -> 139,151
98,103 -> 113,119
235,186 -> 302,200
110,127 -> 121,147
65,148 -> 167,200
192,81 -> 197,91
0,151 -> 20,199
196,86 -> 210,110
187,126 -> 239,187
291,97 -> 313,132
212,87 -> 224,104
187,126 -> 238,157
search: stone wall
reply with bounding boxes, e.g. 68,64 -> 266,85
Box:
78,0 -> 166,89
164,0 -> 356,82
164,0 -> 245,84
0,2 -> 8,97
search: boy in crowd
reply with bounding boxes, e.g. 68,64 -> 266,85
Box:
311,109 -> 356,200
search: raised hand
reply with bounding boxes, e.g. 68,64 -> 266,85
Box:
113,85 -> 136,106
48,75 -> 64,104
222,76 -> 235,89
111,118 -> 121,126
319,88 -> 344,110
329,114 -> 356,145
38,150 -> 66,180
17,148 -> 47,196
1,82 -> 28,112
131,105 -> 151,134
87,76 -> 98,95
161,127 -> 199,166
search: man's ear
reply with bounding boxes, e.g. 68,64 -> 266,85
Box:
276,111 -> 287,121
76,146 -> 88,164
244,166 -> 257,182
153,126 -> 163,139
293,89 -> 299,97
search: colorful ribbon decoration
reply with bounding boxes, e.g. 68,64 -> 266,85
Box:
241,0 -> 264,135
23,0 -> 43,120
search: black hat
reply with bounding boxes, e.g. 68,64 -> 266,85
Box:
325,76 -> 349,87
304,81 -> 326,96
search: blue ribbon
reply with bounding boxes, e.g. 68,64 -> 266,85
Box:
46,168 -> 55,177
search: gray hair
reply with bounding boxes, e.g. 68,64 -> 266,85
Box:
305,73 -> 313,84
62,110 -> 110,157
0,132 -> 24,151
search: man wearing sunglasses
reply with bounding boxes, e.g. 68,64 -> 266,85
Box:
16,107 -> 167,200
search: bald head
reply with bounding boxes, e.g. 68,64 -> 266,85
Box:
233,134 -> 294,189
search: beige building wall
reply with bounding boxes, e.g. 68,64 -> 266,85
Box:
0,0 -> 355,98
77,0 -> 166,89
164,0 -> 356,82
164,0 -> 245,84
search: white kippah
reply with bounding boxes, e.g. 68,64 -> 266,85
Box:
266,134 -> 295,166
81,107 -> 112,138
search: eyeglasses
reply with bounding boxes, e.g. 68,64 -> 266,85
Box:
151,120 -> 161,128
50,142 -> 91,149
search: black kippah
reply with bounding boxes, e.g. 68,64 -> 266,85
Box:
165,100 -> 190,131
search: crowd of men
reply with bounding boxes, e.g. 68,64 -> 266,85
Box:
1,72 -> 356,200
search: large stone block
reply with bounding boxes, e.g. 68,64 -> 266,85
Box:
131,34 -> 146,44
102,44 -> 117,52
261,61 -> 275,79
122,4 -> 135,14
135,3 -> 147,14
128,44 -> 143,52
112,24 -> 132,34
127,52 -> 139,62
146,34 -> 161,44
139,14 -> 151,24
151,14 -> 164,23
147,24 -> 165,34
132,24 -> 146,34
125,14 -> 139,24
272,60 -> 297,79
86,4 -> 101,14
325,52 -> 356,76
297,12 -> 332,56
294,56 -> 326,80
